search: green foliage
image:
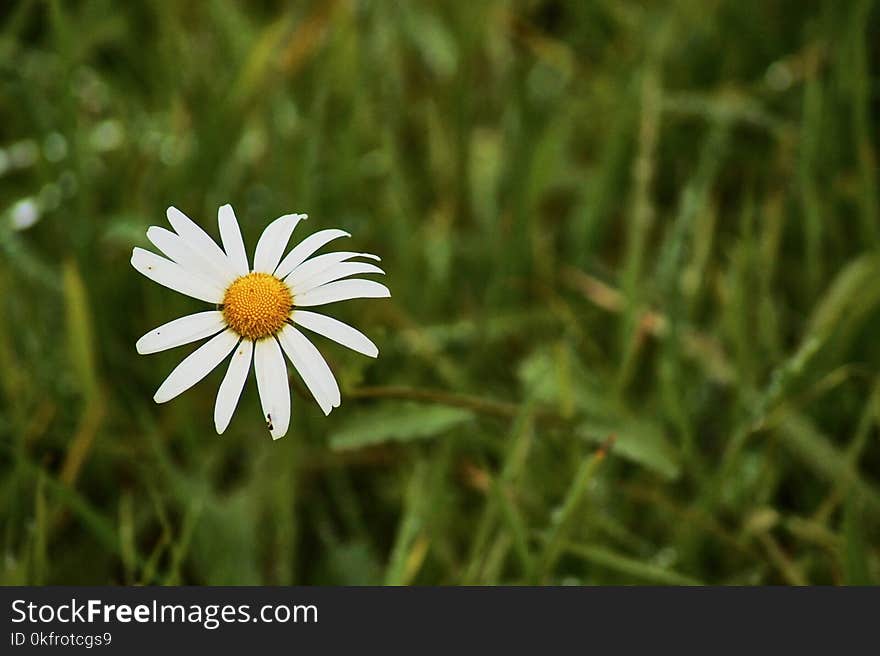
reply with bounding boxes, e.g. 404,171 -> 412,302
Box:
0,0 -> 878,585
330,403 -> 474,451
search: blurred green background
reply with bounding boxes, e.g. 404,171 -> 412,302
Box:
1,0 -> 879,585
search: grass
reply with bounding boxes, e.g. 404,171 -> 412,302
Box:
0,0 -> 878,585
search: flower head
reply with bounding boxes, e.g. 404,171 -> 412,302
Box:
132,204 -> 389,439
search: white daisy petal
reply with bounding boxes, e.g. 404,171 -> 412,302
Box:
166,207 -> 237,285
293,262 -> 385,296
292,310 -> 379,358
254,338 -> 291,439
153,329 -> 239,404
253,213 -> 308,274
218,204 -> 249,277
278,325 -> 341,415
214,338 -> 253,434
147,226 -> 235,287
275,229 -> 351,280
131,247 -> 224,304
136,204 -> 388,436
287,251 -> 382,289
136,311 -> 226,355
293,279 -> 391,307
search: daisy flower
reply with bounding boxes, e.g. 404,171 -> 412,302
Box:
132,205 -> 389,439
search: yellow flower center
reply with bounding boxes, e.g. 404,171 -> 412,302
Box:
222,272 -> 293,340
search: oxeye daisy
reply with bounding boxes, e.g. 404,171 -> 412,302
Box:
132,204 -> 389,439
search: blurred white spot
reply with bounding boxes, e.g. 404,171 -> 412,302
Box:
9,140 -> 39,168
43,132 -> 68,162
765,62 -> 793,92
9,198 -> 40,231
90,120 -> 124,152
